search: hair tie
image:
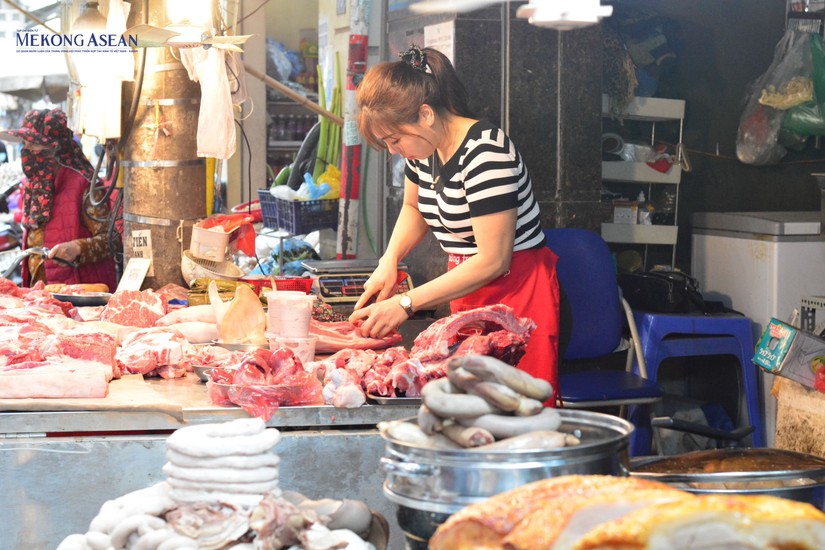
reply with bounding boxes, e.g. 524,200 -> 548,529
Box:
399,45 -> 429,73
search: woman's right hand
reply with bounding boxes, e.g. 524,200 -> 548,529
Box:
352,261 -> 398,311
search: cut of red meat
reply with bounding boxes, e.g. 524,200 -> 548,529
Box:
388,358 -> 423,396
205,347 -> 324,419
0,277 -> 23,297
23,286 -> 75,316
40,328 -> 118,377
0,305 -> 68,326
101,289 -> 168,327
451,330 -> 528,366
116,327 -> 190,378
310,319 -> 403,353
411,304 -> 535,364
184,345 -> 243,370
362,362 -> 393,396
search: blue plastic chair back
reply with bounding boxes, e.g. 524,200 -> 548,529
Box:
544,228 -> 623,360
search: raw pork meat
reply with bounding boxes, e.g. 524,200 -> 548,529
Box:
101,289 -> 168,327
0,277 -> 23,297
310,319 -> 403,353
0,358 -> 111,398
308,346 -> 417,401
116,327 -> 193,379
184,344 -> 244,371
411,304 -> 535,364
0,305 -> 69,326
40,327 -> 118,377
155,282 -> 189,304
206,348 -> 324,420
156,304 -> 216,326
322,368 -> 366,408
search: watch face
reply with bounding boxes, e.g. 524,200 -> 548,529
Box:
401,295 -> 412,308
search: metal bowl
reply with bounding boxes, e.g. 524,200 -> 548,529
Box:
194,366 -> 213,382
211,340 -> 269,352
631,448 -> 825,508
52,292 -> 111,307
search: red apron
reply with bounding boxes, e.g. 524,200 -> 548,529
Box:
449,247 -> 560,405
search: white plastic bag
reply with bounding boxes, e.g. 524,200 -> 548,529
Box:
181,47 -> 236,160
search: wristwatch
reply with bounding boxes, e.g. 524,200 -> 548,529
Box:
399,293 -> 414,318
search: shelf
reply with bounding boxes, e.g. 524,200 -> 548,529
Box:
601,95 -> 684,269
602,161 -> 681,184
601,223 -> 678,245
602,94 -> 686,121
268,141 -> 304,150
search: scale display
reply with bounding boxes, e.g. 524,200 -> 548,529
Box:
315,271 -> 413,303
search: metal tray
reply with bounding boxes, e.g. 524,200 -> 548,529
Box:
367,393 -> 421,406
52,292 -> 112,307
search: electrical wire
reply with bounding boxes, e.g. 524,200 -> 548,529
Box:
228,0 -> 270,30
661,139 -> 825,165
106,188 -> 124,271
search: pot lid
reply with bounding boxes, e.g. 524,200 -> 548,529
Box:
631,448 -> 825,483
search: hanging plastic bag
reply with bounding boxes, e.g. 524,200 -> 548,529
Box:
757,34 -> 813,110
180,48 -> 236,160
783,33 -> 825,137
736,30 -> 811,165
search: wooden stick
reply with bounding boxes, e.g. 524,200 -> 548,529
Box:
244,63 -> 343,127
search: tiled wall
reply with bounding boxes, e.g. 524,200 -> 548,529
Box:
385,8 -> 603,296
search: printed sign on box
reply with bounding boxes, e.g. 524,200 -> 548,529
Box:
753,318 -> 825,393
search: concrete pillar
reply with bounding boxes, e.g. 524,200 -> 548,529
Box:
121,0 -> 206,288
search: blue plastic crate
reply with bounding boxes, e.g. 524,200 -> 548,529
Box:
257,189 -> 338,234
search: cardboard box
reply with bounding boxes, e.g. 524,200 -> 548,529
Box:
774,377 -> 825,459
612,200 -> 638,224
753,318 -> 825,392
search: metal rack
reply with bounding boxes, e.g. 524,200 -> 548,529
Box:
600,95 -> 686,269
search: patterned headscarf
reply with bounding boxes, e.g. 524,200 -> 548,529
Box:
3,109 -> 94,229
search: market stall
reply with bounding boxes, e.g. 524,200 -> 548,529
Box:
0,374 -> 417,549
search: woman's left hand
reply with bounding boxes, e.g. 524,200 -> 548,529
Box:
349,294 -> 409,339
48,241 -> 81,263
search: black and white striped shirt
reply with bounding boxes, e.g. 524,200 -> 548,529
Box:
405,120 -> 545,255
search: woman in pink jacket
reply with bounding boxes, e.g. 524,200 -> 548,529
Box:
0,109 -> 117,289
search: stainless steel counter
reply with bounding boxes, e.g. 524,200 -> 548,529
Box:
0,374 -> 417,550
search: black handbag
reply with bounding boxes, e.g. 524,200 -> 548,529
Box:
618,270 -> 706,313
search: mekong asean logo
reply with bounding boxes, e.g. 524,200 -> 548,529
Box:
14,28 -> 138,54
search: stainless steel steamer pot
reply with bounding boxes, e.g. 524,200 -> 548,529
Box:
380,409 -> 634,548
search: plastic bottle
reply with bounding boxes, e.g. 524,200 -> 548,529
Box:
637,191 -> 653,225
285,115 -> 297,141
275,114 -> 287,141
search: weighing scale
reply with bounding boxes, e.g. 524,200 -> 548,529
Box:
301,259 -> 413,305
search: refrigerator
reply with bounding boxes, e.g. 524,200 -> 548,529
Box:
691,211 -> 825,446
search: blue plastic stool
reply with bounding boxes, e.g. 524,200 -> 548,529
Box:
631,311 -> 764,455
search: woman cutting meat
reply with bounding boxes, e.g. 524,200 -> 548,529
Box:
349,45 -> 560,393
0,109 -> 117,289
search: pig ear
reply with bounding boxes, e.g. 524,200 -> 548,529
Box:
208,280 -> 230,328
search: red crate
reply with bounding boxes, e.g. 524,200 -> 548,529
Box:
273,277 -> 313,294
244,276 -> 313,296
